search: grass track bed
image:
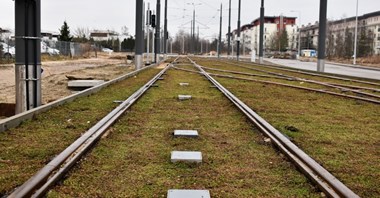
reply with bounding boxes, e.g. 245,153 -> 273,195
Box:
211,74 -> 380,197
0,68 -> 162,196
48,68 -> 319,197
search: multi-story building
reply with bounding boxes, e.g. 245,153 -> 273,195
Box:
250,15 -> 298,55
228,15 -> 297,56
90,30 -> 119,41
300,11 -> 380,55
228,24 -> 253,55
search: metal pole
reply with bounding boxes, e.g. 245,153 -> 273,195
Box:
236,0 -> 241,61
259,0 -> 265,64
353,0 -> 359,65
164,0 -> 168,57
182,35 -> 184,54
152,11 -> 155,63
190,20 -> 193,53
201,40 -> 203,54
135,0 -> 144,70
298,13 -> 302,58
146,3 -> 151,64
193,9 -> 195,54
292,10 -> 302,58
218,3 -> 222,59
15,0 -> 41,114
155,0 -> 161,62
228,0 -> 231,57
317,0 -> 327,72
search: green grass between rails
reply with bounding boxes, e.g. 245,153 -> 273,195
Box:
47,68 -> 319,197
209,73 -> 380,197
0,68 -> 162,196
197,59 -> 380,93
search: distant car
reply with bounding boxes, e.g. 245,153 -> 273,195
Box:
41,41 -> 60,55
0,42 -> 16,59
102,48 -> 113,53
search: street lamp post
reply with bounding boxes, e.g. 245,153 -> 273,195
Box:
291,10 -> 302,59
259,0 -> 265,64
317,0 -> 328,72
187,3 -> 201,54
218,3 -> 223,59
353,0 -> 359,65
236,0 -> 241,61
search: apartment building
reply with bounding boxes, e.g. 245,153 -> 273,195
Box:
300,11 -> 380,55
250,15 -> 298,55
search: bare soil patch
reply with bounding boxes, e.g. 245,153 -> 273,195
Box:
0,54 -> 133,106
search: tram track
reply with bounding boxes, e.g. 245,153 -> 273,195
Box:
3,56 -> 375,197
187,57 -> 360,197
7,58 -> 176,198
224,59 -> 380,87
172,65 -> 380,105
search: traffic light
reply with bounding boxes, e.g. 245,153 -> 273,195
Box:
152,14 -> 156,28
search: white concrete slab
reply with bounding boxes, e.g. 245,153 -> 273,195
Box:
167,190 -> 210,198
68,80 -> 105,88
178,95 -> 192,100
171,151 -> 202,163
174,130 -> 199,138
179,83 -> 189,86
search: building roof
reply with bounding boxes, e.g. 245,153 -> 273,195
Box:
330,10 -> 380,25
0,28 -> 11,33
90,30 -> 119,38
250,16 -> 297,25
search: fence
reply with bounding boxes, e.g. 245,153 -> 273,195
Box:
0,39 -> 97,62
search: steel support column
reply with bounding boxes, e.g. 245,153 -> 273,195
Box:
227,0 -> 231,57
164,0 -> 168,57
317,0 -> 327,72
236,0 -> 241,61
218,4 -> 222,59
135,0 -> 144,70
15,0 -> 41,114
155,0 -> 161,62
259,0 -> 265,64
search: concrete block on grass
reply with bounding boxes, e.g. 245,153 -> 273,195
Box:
167,190 -> 210,198
68,80 -> 105,88
174,130 -> 198,138
178,95 -> 192,100
171,151 -> 202,163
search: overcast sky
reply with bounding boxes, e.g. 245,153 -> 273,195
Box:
0,0 -> 379,39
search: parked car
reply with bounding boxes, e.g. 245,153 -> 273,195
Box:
102,48 -> 113,53
41,41 -> 60,55
0,42 -> 16,59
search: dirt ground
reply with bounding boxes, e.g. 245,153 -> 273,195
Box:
0,53 -> 134,105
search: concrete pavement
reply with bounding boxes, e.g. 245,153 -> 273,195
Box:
263,58 -> 380,80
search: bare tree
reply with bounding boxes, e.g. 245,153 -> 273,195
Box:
121,26 -> 129,37
74,27 -> 90,39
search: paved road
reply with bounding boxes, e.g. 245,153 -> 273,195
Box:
263,58 -> 380,80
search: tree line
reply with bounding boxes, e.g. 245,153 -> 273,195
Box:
58,21 -> 135,52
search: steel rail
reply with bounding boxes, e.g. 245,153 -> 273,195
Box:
329,83 -> 380,93
200,65 -> 380,100
226,60 -> 380,87
172,66 -> 380,105
187,57 -> 360,198
210,73 -> 380,105
8,59 -> 176,198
